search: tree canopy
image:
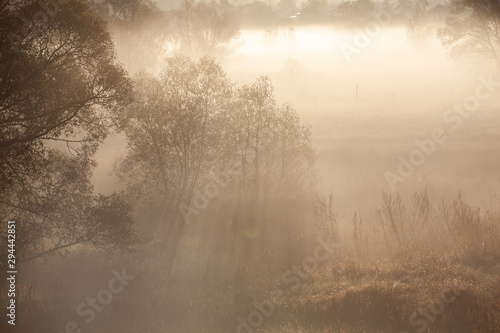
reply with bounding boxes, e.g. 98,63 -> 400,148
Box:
0,0 -> 135,261
116,55 -> 317,234
438,0 -> 500,69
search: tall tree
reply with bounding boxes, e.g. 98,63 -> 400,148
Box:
168,0 -> 240,58
116,56 -> 317,276
334,0 -> 376,26
116,55 -> 233,229
301,0 -> 329,22
0,0 -> 135,261
276,0 -> 297,18
228,77 -> 317,231
2,151 -> 135,262
438,0 -> 500,69
1,0 -> 131,153
85,0 -> 170,73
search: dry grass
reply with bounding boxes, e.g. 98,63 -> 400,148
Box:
2,191 -> 500,333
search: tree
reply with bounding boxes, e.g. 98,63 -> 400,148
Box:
118,57 -> 317,226
116,55 -> 233,229
168,0 -> 240,58
85,0 -> 170,73
116,56 -> 317,275
0,0 -> 131,152
227,77 -> 317,234
0,0 -> 135,261
85,0 -> 160,21
334,0 -> 376,26
1,151 -> 135,262
276,0 -> 297,18
438,0 -> 500,69
301,0 -> 329,22
239,0 -> 278,26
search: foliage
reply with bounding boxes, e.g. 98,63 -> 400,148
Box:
116,55 -> 317,234
168,0 -> 240,58
85,0 -> 170,73
0,0 -> 135,261
116,55 -> 233,226
438,0 -> 500,69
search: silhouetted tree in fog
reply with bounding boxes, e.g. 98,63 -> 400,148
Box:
300,0 -> 329,22
229,77 -> 317,229
117,55 -> 316,226
85,0 -> 169,73
438,0 -> 500,69
169,0 -> 240,58
276,0 -> 297,18
116,55 -> 233,229
334,0 -> 375,26
0,0 -> 135,261
116,55 -> 317,276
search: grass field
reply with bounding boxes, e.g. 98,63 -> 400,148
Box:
6,104 -> 500,333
